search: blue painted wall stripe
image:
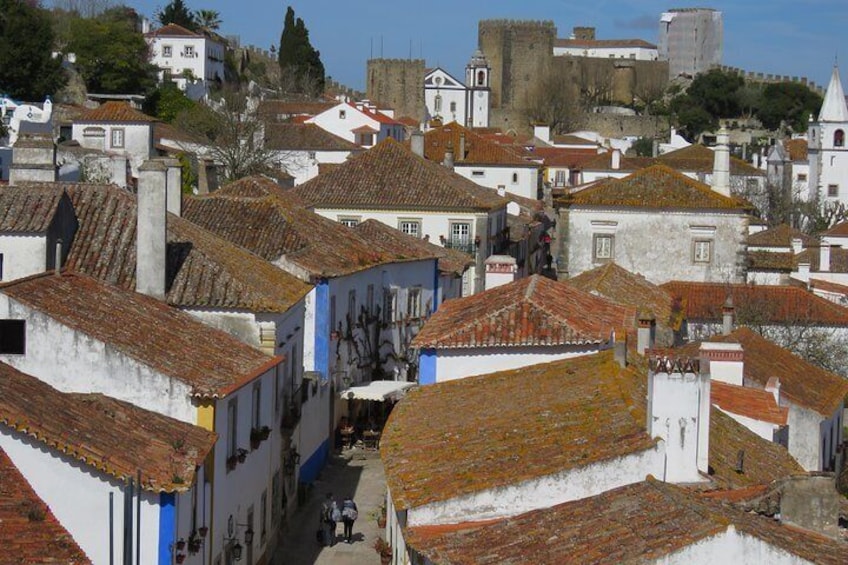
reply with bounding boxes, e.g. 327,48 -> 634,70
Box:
315,280 -> 330,380
419,349 -> 437,385
158,493 -> 176,565
300,438 -> 329,484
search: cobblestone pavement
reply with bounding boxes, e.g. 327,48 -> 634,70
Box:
271,448 -> 385,565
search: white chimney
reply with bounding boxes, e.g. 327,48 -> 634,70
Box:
411,130 -> 424,157
765,377 -> 781,405
443,147 -> 454,169
820,242 -> 831,272
163,157 -> 182,217
712,127 -> 731,197
721,296 -> 734,336
459,132 -> 466,161
791,237 -> 803,255
484,255 -> 517,290
647,355 -> 711,482
533,124 -> 551,143
700,342 -> 743,386
636,310 -> 655,356
611,148 -> 621,170
137,159 -> 168,300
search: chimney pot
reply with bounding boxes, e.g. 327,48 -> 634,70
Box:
712,127 -> 731,197
136,159 -> 168,300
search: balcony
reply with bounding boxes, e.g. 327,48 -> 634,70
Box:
442,238 -> 478,255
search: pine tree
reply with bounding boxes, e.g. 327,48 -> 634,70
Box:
157,0 -> 197,31
277,6 -> 325,97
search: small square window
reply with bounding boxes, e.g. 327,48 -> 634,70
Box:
399,220 -> 421,238
797,173 -> 807,182
828,184 -> 839,197
693,240 -> 712,264
163,45 -> 172,57
593,234 -> 613,262
184,46 -> 195,57
338,217 -> 360,227
471,170 -> 485,178
0,320 -> 25,354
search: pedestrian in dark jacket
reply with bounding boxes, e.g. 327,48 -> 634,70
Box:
341,495 -> 358,543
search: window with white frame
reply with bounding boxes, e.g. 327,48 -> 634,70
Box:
339,109 -> 346,119
226,399 -> 237,459
828,184 -> 839,197
110,128 -> 125,149
693,240 -> 712,264
450,222 -> 471,243
348,289 -> 357,321
338,216 -> 360,227
184,45 -> 195,57
593,234 -> 613,262
399,219 -> 421,238
163,45 -> 172,57
554,170 -> 567,187
449,101 -> 456,113
797,173 -> 807,182
407,287 -> 422,319
434,94 -> 442,113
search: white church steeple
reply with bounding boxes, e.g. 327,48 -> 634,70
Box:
819,65 -> 848,122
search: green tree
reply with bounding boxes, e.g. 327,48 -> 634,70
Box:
756,82 -> 823,133
686,68 -> 745,118
669,94 -> 717,141
157,0 -> 196,31
143,84 -> 196,122
277,6 -> 325,97
631,137 -> 654,157
0,0 -> 67,100
67,7 -> 156,94
194,9 -> 220,30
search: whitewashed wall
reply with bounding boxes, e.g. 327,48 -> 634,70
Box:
71,122 -> 152,176
408,442 -> 665,526
658,526 -> 823,564
553,45 -> 658,60
716,408 -> 779,442
455,164 -> 538,200
566,207 -> 746,284
433,344 -> 604,382
273,149 -> 353,185
0,234 -> 46,281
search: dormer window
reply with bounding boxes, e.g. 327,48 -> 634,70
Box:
835,129 -> 844,147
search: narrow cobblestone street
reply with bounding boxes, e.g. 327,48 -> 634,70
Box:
272,448 -> 385,564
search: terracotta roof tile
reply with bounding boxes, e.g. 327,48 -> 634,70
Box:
381,351 -> 656,511
785,138 -> 808,161
747,250 -> 796,271
0,362 -> 216,492
292,138 -> 509,212
353,219 -> 472,276
660,281 -> 848,326
797,247 -> 848,273
747,224 -> 817,247
568,164 -> 747,209
566,262 -> 674,325
75,101 -> 157,123
405,478 -> 845,565
0,271 -> 278,398
45,182 -> 312,313
146,23 -> 199,37
264,123 -> 361,152
411,275 -> 635,349
711,380 -> 788,425
659,144 -> 765,177
422,122 -> 536,167
810,278 -> 848,297
184,176 -> 394,278
579,151 -> 655,171
551,134 -> 600,146
0,447 -> 90,564
0,185 -> 68,233
258,100 -> 335,119
351,102 -> 401,125
684,328 -> 848,416
823,220 -> 848,237
531,146 -> 598,167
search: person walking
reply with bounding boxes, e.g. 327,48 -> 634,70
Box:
341,494 -> 358,543
320,493 -> 337,547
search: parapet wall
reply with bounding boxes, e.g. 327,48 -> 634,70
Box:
718,65 -> 824,95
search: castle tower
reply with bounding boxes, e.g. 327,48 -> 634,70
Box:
465,49 -> 491,128
366,59 -> 425,120
808,65 -> 848,204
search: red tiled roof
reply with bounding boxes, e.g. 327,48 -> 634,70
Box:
422,122 -> 536,167
350,102 -> 400,125
0,185 -> 69,233
0,362 -> 216,492
532,146 -> 598,167
747,250 -> 796,272
183,176 -> 396,278
566,262 -> 674,326
0,271 -> 279,398
353,219 -> 472,277
659,144 -> 765,177
555,37 -> 657,49
405,478 -> 844,565
823,220 -> 848,237
257,100 -> 335,119
265,123 -> 361,151
711,380 -> 788,425
660,281 -> 848,326
551,134 -> 599,146
411,275 -> 635,349
693,328 -> 848,416
146,23 -> 200,37
52,182 -> 312,313
785,138 -> 808,161
350,124 -> 379,134
747,224 -> 817,247
75,101 -> 157,123
0,447 -> 90,564
579,151 -> 655,171
568,164 -> 747,209
810,278 -> 848,297
293,138 -> 509,212
381,351 -> 656,511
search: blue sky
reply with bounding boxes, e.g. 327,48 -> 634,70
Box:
127,1 -> 847,92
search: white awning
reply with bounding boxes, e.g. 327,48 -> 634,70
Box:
338,380 -> 415,402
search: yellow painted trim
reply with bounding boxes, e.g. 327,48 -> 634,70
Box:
197,401 -> 215,432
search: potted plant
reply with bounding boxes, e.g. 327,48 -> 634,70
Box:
198,526 -> 208,538
237,448 -> 248,463
188,533 -> 202,554
373,538 -> 392,564
175,554 -> 186,564
175,539 -> 186,551
226,455 -> 238,471
259,425 -> 271,440
250,428 -> 262,449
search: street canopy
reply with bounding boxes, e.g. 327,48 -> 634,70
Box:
338,380 -> 415,402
